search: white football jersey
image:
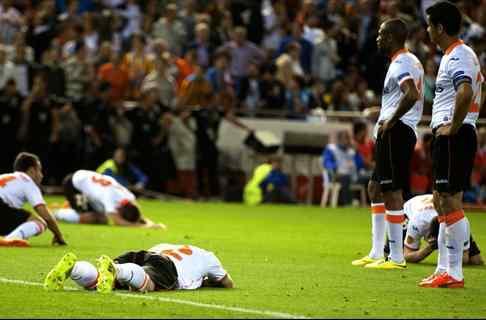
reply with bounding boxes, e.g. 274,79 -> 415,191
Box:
148,243 -> 227,290
374,49 -> 424,138
0,172 -> 45,209
72,170 -> 135,215
403,195 -> 470,250
430,40 -> 483,129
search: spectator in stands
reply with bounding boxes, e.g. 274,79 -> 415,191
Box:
278,22 -> 313,74
260,156 -> 296,204
312,28 -> 339,83
410,132 -> 433,196
285,75 -> 311,118
63,41 -> 94,103
152,3 -> 186,56
39,46 -> 66,100
0,78 -> 22,173
174,47 -> 197,93
97,51 -> 129,103
0,0 -> 25,45
96,147 -> 148,191
187,22 -> 214,69
220,26 -> 266,99
17,73 -> 59,184
205,48 -> 233,95
122,33 -> 154,99
322,130 -> 366,206
353,120 -> 375,172
10,37 -> 37,97
259,63 -> 286,110
0,45 -> 15,91
143,52 -> 176,109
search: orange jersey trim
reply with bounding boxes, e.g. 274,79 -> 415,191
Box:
390,48 -> 409,61
445,210 -> 465,226
445,39 -> 464,55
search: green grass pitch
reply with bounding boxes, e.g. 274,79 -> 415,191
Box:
1,197 -> 485,318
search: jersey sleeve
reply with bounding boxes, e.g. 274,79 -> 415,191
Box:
447,54 -> 475,91
205,252 -> 227,282
24,181 -> 46,208
404,222 -> 421,250
393,61 -> 415,87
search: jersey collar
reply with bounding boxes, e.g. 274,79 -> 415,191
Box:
390,48 -> 408,61
444,39 -> 463,55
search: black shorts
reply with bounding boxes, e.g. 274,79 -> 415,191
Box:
114,250 -> 178,290
432,124 -> 477,193
371,120 -> 416,192
0,199 -> 31,235
62,174 -> 93,213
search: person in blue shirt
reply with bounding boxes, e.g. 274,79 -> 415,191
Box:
260,156 -> 296,204
96,148 -> 148,192
322,130 -> 366,205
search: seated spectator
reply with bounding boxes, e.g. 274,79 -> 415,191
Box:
322,130 -> 366,206
259,64 -> 286,110
97,51 -> 129,103
260,156 -> 296,204
96,147 -> 148,191
409,132 -> 433,196
285,75 -> 311,117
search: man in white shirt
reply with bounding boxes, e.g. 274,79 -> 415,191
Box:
0,152 -> 66,247
44,243 -> 234,293
419,1 -> 483,289
54,170 -> 165,229
383,194 -> 483,266
352,18 -> 424,269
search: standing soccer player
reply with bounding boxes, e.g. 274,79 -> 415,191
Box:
352,19 -> 424,269
419,1 -> 483,288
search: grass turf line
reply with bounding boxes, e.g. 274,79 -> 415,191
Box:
0,197 -> 485,318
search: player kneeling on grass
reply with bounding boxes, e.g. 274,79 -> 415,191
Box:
53,170 -> 165,229
0,152 -> 66,247
44,243 -> 234,293
385,194 -> 483,266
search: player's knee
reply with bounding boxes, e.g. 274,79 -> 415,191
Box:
95,214 -> 109,224
367,181 -> 382,203
383,190 -> 402,209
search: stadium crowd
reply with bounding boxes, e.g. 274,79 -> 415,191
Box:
0,0 -> 485,204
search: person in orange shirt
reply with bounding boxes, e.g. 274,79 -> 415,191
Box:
97,52 -> 130,103
175,47 -> 197,93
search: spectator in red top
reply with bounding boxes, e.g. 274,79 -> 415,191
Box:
353,120 -> 374,172
97,51 -> 129,103
410,132 -> 433,196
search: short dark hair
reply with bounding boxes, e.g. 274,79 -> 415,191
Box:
383,18 -> 409,45
119,201 -> 141,222
353,121 -> 367,136
426,1 -> 462,36
13,152 -> 40,172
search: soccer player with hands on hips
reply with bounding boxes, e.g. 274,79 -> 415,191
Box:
352,18 -> 424,270
44,243 -> 234,293
419,1 -> 483,289
0,152 -> 66,247
53,170 -> 166,229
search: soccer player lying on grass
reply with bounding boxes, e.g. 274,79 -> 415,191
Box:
384,194 -> 483,265
44,243 -> 234,293
53,170 -> 165,229
0,152 -> 66,247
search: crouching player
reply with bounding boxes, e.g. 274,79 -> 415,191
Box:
386,194 -> 483,265
44,243 -> 234,292
53,170 -> 165,229
0,152 -> 66,247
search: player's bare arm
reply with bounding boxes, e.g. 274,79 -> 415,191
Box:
379,79 -> 420,135
34,204 -> 66,245
202,273 -> 235,288
403,236 -> 435,263
436,82 -> 473,136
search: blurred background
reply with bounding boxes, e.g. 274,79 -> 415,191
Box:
0,0 -> 484,207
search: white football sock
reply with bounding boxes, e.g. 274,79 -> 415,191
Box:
435,221 -> 447,274
368,203 -> 386,259
71,261 -> 98,289
386,210 -> 405,263
115,263 -> 153,291
446,215 -> 467,281
5,221 -> 45,240
55,208 -> 80,223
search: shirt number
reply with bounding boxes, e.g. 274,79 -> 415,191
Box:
162,245 -> 193,261
91,176 -> 112,187
0,175 -> 16,188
